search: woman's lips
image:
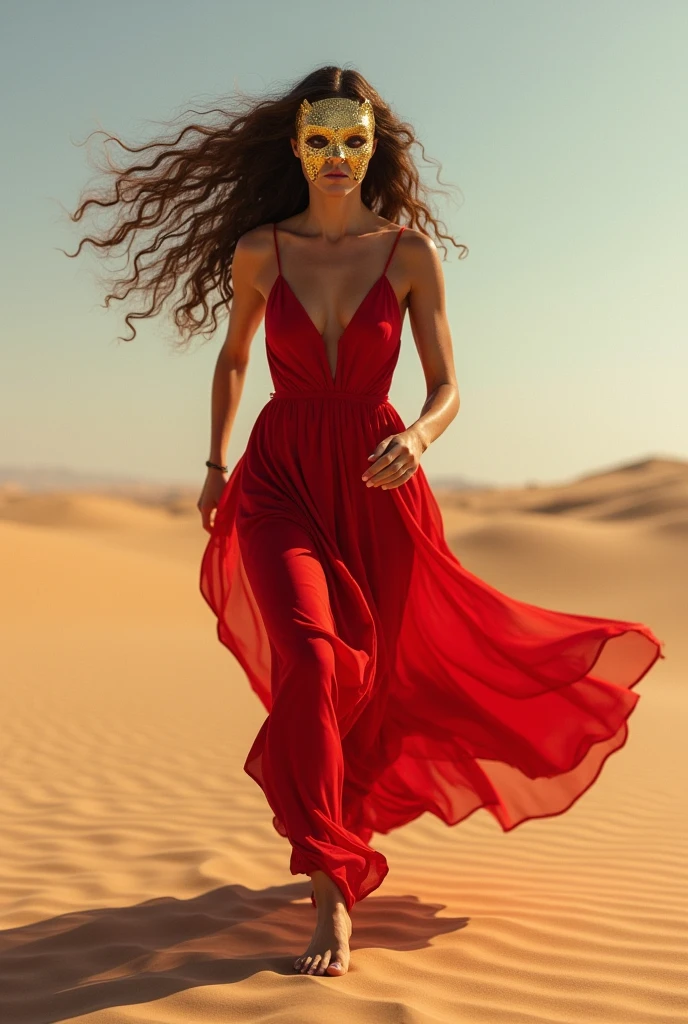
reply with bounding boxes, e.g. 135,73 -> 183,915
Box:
325,171 -> 347,178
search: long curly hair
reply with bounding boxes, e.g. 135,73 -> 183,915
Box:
63,64 -> 468,349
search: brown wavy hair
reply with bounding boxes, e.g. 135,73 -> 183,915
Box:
63,64 -> 468,349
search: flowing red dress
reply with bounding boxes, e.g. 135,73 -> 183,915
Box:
199,223 -> 665,913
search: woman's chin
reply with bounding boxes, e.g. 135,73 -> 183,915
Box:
317,177 -> 356,194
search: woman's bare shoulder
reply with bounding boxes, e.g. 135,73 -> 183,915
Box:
234,222 -> 275,259
232,224 -> 277,294
398,225 -> 437,253
395,227 -> 442,280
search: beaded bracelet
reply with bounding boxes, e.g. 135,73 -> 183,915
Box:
206,459 -> 228,472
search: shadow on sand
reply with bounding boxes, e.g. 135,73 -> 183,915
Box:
0,881 -> 469,1022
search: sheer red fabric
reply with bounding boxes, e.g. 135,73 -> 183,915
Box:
199,223 -> 665,912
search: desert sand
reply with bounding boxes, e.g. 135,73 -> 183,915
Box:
1,456 -> 686,1023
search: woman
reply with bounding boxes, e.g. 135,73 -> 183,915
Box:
67,65 -> 665,980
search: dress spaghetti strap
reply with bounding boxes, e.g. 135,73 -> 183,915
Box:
272,222 -> 282,275
382,225 -> 406,275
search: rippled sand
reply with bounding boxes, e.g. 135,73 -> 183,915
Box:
1,457 -> 685,1023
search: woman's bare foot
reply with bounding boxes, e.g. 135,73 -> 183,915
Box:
293,870 -> 352,976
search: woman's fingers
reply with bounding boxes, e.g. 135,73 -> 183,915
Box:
381,466 -> 416,489
362,430 -> 424,489
366,434 -> 397,463
362,438 -> 400,483
363,440 -> 409,484
368,456 -> 412,486
197,502 -> 216,533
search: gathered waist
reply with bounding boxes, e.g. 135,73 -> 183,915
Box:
269,389 -> 390,405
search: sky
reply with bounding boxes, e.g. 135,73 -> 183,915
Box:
1,0 -> 686,489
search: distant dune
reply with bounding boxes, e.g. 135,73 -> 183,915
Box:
3,453 -> 687,519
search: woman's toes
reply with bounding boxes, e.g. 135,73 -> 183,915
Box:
305,955 -> 322,975
299,955 -> 313,973
326,957 -> 347,976
293,955 -> 304,971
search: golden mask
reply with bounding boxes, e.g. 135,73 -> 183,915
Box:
295,97 -> 376,183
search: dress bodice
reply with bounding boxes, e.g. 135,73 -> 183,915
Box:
264,224 -> 405,400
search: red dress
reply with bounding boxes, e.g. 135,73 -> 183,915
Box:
199,222 -> 665,912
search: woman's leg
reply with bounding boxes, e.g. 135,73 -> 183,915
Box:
237,514 -> 386,974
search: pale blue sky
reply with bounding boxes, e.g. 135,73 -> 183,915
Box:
1,0 -> 685,488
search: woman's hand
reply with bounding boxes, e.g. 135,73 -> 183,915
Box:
361,428 -> 427,490
197,469 -> 229,533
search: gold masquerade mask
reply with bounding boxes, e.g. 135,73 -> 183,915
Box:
295,97 -> 376,183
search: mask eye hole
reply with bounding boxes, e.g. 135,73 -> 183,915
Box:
344,134 -> 367,149
304,134 -> 330,149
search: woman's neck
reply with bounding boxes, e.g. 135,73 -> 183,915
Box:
297,188 -> 379,241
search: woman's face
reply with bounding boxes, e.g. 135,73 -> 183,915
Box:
291,97 -> 378,193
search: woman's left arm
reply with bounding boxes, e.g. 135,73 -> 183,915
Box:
362,230 -> 460,490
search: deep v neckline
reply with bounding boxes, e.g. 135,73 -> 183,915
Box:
270,223 -> 406,387
276,273 -> 392,385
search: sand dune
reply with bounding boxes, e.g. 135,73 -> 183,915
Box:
1,459 -> 686,1022
435,456 -> 688,520
0,491 -> 178,531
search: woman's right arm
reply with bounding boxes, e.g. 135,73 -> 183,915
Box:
197,230 -> 269,533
